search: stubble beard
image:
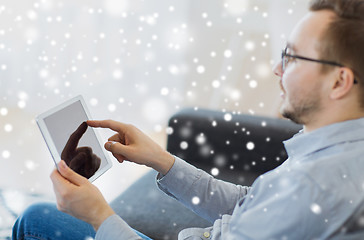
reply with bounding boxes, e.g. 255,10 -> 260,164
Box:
280,95 -> 322,125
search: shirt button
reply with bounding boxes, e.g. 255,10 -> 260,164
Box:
203,231 -> 210,238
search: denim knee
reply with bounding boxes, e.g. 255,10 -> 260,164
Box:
12,202 -> 56,240
12,202 -> 95,240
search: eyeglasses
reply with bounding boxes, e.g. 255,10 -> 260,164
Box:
281,47 -> 358,84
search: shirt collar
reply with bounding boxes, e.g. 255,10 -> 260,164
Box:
283,118 -> 364,159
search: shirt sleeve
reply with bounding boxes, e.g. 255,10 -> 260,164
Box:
157,156 -> 251,223
225,171 -> 333,240
95,214 -> 142,240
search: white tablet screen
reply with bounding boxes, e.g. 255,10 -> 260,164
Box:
39,98 -> 111,180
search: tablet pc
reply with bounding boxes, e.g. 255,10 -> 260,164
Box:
36,95 -> 112,182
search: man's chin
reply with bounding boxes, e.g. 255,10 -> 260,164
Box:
280,105 -> 298,123
279,105 -> 289,119
281,110 -> 304,125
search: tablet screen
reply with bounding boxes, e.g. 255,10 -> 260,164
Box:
40,98 -> 111,180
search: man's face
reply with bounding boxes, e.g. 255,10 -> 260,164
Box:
274,10 -> 336,125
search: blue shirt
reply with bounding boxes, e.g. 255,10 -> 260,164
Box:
96,118 -> 364,239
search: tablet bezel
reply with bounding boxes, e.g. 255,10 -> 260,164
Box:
36,95 -> 112,182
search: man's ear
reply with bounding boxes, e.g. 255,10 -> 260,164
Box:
330,67 -> 355,100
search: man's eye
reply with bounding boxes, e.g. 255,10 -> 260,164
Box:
286,56 -> 295,65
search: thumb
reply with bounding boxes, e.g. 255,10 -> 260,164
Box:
58,160 -> 88,186
105,141 -> 130,157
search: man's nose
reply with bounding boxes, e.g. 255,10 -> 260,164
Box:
273,61 -> 283,77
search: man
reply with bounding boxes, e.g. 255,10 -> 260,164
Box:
13,0 -> 364,239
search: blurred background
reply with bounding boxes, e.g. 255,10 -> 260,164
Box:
0,0 -> 307,234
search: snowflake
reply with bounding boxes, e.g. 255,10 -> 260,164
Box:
224,49 -> 232,58
196,65 -> 205,74
4,123 -> 13,132
246,142 -> 255,150
2,150 -> 10,159
310,203 -> 322,214
224,113 -> 232,122
211,168 -> 219,176
166,127 -> 174,135
196,133 -> 206,145
0,108 -> 8,116
192,196 -> 200,205
180,141 -> 188,150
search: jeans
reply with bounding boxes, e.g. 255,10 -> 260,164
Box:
12,202 -> 152,240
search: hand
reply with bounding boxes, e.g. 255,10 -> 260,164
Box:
61,122 -> 101,179
87,120 -> 175,175
50,160 -> 115,231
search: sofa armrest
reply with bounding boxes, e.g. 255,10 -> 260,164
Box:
167,108 -> 302,184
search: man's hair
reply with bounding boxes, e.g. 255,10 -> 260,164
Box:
309,0 -> 364,108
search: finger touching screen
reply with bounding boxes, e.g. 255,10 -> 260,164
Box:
36,96 -> 112,182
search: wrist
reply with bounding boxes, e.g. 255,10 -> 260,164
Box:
151,151 -> 175,175
91,206 -> 115,231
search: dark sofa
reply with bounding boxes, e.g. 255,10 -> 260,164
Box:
110,108 -> 302,240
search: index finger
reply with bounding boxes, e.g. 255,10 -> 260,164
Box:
87,120 -> 127,133
62,122 -> 88,157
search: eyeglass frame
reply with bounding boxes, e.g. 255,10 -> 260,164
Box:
281,47 -> 358,84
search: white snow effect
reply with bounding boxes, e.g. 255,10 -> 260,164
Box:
211,167 -> 219,176
166,127 -> 174,135
2,150 -> 10,159
196,65 -> 205,74
212,80 -> 221,88
224,49 -> 232,58
153,124 -> 162,132
160,87 -> 169,96
180,126 -> 192,138
249,80 -> 258,88
39,69 -> 49,79
196,133 -> 206,145
230,89 -> 241,100
245,41 -> 255,51
224,113 -> 232,122
0,108 -> 8,116
310,203 -> 322,214
214,155 -> 227,167
192,196 -> 200,205
25,160 -> 38,171
89,98 -> 98,106
108,103 -> 116,112
4,123 -> 13,132
0,0 -> 308,208
180,141 -> 188,150
169,65 -> 180,75
246,141 -> 255,150
224,0 -> 249,16
18,100 -> 27,109
112,69 -> 123,79
200,145 -> 211,157
103,0 -> 129,16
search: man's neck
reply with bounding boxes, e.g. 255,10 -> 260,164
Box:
303,110 -> 364,133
